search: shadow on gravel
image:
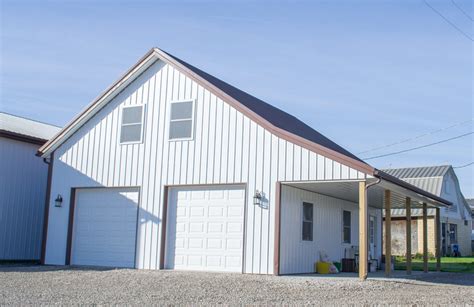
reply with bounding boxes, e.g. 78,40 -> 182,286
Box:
408,273 -> 474,287
286,271 -> 474,287
0,264 -> 126,273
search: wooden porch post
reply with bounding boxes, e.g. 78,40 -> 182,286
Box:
423,203 -> 428,273
435,207 -> 441,272
384,190 -> 391,277
359,181 -> 368,280
405,197 -> 412,275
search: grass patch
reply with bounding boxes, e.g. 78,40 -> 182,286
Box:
394,256 -> 474,273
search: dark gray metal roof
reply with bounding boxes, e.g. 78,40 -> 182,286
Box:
382,165 -> 451,179
162,50 -> 366,164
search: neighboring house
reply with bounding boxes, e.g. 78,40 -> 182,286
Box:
37,48 -> 450,275
468,198 -> 474,254
383,166 -> 472,257
0,112 -> 60,260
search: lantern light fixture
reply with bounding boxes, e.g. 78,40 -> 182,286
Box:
253,190 -> 263,206
54,194 -> 63,207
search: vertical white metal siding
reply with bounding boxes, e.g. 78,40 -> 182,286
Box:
0,137 -> 48,260
280,185 -> 381,274
45,60 -> 366,274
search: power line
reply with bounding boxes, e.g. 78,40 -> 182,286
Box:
423,0 -> 474,41
363,131 -> 473,160
357,119 -> 473,155
451,0 -> 474,21
453,162 -> 474,169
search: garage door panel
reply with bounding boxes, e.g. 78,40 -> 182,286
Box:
166,185 -> 245,272
206,255 -> 222,267
189,222 -> 204,232
208,222 -> 224,232
190,190 -> 205,199
229,189 -> 245,199
228,207 -> 243,217
226,238 -> 242,250
190,207 -> 205,217
209,190 -> 225,199
71,188 -> 139,268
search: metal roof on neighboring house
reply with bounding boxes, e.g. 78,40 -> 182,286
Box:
386,176 -> 444,216
396,177 -> 445,197
384,166 -> 448,216
467,199 -> 474,211
382,165 -> 451,179
384,165 -> 472,217
0,112 -> 60,144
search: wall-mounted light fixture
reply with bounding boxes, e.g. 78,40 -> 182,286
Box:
253,190 -> 263,206
54,194 -> 63,207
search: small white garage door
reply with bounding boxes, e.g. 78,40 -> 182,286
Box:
71,187 -> 139,268
166,185 -> 245,272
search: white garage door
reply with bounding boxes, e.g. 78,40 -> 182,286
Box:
166,185 -> 245,272
71,188 -> 139,268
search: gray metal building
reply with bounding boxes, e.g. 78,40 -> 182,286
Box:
0,112 -> 60,260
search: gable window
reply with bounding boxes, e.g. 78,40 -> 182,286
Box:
169,100 -> 194,140
120,105 -> 144,144
342,210 -> 351,244
302,202 -> 313,241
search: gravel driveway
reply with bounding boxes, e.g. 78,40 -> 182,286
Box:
1,265 -> 473,305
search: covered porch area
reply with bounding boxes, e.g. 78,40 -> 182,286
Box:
275,171 -> 451,280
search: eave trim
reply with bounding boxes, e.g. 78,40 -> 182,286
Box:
0,130 -> 47,145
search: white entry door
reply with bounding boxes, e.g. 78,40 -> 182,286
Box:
71,187 -> 139,268
166,185 -> 245,272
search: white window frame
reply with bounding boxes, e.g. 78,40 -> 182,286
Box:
342,209 -> 351,244
168,99 -> 195,141
119,104 -> 146,145
301,201 -> 314,242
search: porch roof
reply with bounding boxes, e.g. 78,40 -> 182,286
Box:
283,175 -> 452,210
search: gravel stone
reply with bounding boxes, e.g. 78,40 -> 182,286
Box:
0,265 -> 473,305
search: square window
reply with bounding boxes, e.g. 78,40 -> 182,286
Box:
169,100 -> 194,140
170,120 -> 193,139
171,101 -> 193,120
120,125 -> 142,143
120,105 -> 144,143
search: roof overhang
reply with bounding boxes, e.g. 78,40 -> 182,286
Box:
284,176 -> 451,210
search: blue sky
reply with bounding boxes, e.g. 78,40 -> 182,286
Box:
1,0 -> 473,196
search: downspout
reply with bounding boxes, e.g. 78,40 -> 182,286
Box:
365,178 -> 382,205
40,153 -> 54,264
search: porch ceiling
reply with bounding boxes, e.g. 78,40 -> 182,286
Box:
283,179 -> 449,209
